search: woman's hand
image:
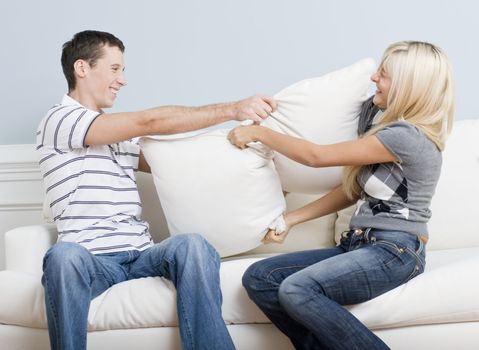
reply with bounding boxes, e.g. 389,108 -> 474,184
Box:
227,125 -> 261,149
262,214 -> 294,244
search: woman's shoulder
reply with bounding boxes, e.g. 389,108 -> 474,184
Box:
376,120 -> 422,141
376,121 -> 440,165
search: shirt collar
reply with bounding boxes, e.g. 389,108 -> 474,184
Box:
61,94 -> 103,114
61,94 -> 83,107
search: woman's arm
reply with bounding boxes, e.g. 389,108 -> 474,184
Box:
228,125 -> 398,166
264,185 -> 357,244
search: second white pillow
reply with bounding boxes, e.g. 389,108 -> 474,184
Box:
263,58 -> 376,194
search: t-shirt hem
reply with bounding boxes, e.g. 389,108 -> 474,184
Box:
350,216 -> 429,238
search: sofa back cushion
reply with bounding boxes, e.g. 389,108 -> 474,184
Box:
140,129 -> 286,257
426,119 -> 479,250
262,58 -> 376,194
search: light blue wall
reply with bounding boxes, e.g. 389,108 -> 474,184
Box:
1,0 -> 477,145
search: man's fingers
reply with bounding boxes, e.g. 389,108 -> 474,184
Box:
248,114 -> 263,123
257,94 -> 277,112
254,106 -> 269,120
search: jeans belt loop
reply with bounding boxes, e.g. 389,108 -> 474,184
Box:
364,227 -> 373,242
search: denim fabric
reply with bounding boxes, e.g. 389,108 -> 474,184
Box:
243,229 -> 425,350
42,233 -> 235,350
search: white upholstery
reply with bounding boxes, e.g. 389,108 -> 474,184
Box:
5,224 -> 57,274
3,245 -> 479,332
1,119 -> 478,350
426,119 -> 479,250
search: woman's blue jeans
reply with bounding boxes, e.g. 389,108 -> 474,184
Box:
243,228 -> 425,350
42,233 -> 235,350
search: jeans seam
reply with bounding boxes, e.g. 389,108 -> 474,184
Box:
161,255 -> 194,349
266,265 -> 310,285
177,285 -> 195,350
406,248 -> 424,268
43,273 -> 61,349
404,263 -> 421,283
405,239 -> 425,270
374,240 -> 403,266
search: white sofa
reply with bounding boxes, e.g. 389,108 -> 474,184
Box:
1,119 -> 478,350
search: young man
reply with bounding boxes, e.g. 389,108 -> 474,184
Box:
36,30 -> 276,350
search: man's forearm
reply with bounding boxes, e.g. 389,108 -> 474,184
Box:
140,102 -> 235,135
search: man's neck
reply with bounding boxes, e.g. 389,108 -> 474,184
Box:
68,90 -> 100,112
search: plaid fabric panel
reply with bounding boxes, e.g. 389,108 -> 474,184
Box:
358,163 -> 409,219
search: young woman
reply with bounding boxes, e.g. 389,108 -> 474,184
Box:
228,41 -> 455,350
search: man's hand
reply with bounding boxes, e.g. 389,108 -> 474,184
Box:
231,94 -> 277,123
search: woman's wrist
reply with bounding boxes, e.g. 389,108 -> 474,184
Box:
252,125 -> 267,143
284,212 -> 298,228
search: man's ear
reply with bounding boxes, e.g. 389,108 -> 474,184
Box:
73,59 -> 88,78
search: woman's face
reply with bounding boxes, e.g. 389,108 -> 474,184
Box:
371,67 -> 392,110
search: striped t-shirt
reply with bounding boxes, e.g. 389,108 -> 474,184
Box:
36,95 -> 153,254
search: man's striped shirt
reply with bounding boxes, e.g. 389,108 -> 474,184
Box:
36,95 -> 153,254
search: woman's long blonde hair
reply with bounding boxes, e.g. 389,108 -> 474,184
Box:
343,41 -> 455,199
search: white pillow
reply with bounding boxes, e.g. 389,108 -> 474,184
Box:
140,129 -> 286,257
427,119 -> 479,251
262,58 -> 376,194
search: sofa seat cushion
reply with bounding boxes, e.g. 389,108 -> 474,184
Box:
1,247 -> 479,331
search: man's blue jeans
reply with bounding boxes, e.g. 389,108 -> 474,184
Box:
42,233 -> 235,350
243,229 -> 425,350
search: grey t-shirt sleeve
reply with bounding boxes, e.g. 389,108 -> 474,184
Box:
375,121 -> 424,165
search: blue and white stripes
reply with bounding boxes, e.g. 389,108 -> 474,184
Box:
36,95 -> 153,254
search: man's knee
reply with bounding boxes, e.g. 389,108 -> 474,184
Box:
43,242 -> 90,272
168,233 -> 219,263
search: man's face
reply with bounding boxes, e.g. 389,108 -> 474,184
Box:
84,45 -> 126,111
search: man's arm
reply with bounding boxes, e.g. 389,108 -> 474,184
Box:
84,95 -> 276,146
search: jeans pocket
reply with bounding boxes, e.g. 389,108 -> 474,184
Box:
374,240 -> 406,266
374,237 -> 425,284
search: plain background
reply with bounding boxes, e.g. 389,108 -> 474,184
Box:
0,0 -> 477,145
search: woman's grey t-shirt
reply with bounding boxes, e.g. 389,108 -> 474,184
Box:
350,121 -> 442,238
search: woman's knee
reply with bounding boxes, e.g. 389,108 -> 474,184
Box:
242,259 -> 274,293
278,274 -> 314,310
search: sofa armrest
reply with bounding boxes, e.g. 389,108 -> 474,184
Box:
5,224 -> 57,275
